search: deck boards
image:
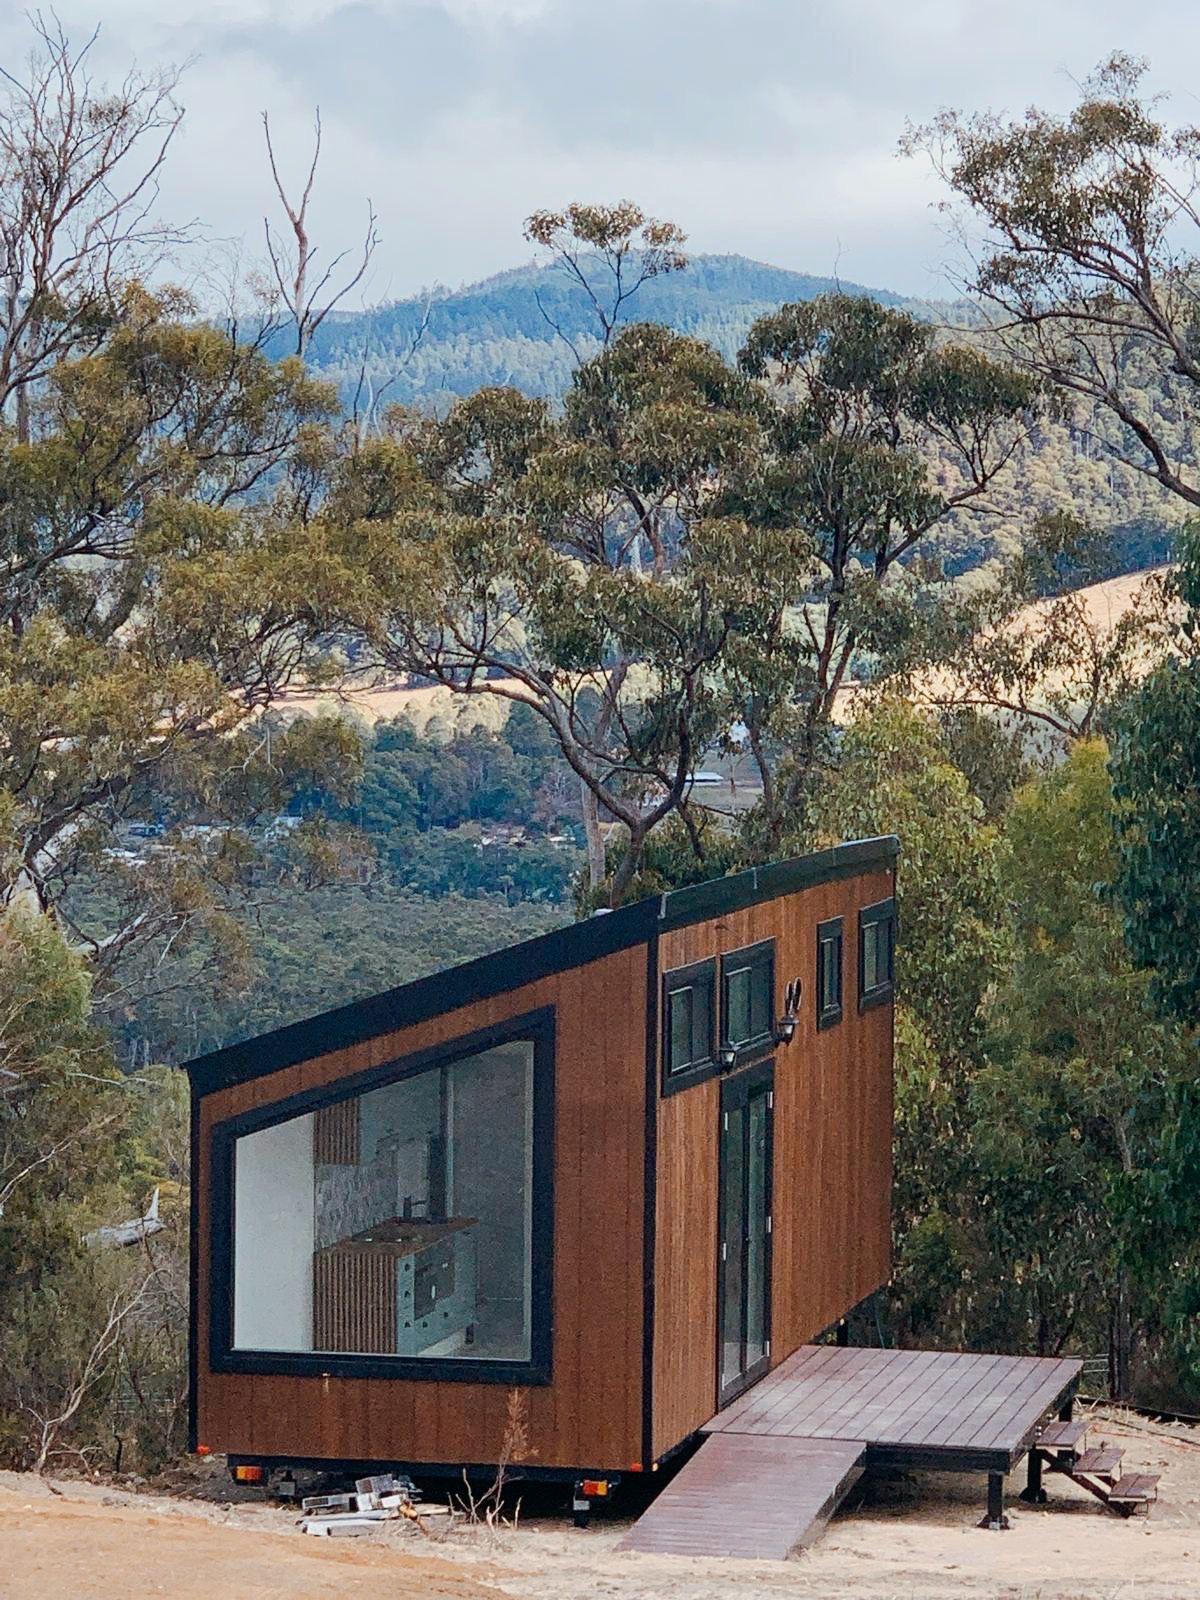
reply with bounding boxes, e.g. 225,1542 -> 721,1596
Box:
618,1435 -> 866,1558
705,1345 -> 1081,1467
622,1345 -> 1082,1561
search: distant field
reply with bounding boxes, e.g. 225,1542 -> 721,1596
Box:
270,679 -> 520,734
272,568 -> 1175,744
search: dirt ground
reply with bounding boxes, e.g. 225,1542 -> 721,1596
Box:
3,1406 -> 1198,1600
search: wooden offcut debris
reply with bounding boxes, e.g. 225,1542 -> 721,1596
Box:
298,1473 -> 451,1537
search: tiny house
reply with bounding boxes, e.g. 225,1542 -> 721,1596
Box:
185,837 -> 897,1498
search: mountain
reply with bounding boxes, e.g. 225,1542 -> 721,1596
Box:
286,251 -> 1179,582
290,253 -> 921,413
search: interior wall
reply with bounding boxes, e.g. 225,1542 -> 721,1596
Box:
449,1042 -> 533,1339
233,1113 -> 315,1351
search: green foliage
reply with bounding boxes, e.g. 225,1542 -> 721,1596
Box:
804,700 -> 1006,1055
804,710 -> 1200,1400
801,702 -> 1008,1347
0,911 -> 187,1471
1111,528 -> 1200,1025
966,742 -> 1198,1388
119,886 -> 564,1062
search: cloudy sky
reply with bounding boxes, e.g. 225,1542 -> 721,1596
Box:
4,1 -> 1199,306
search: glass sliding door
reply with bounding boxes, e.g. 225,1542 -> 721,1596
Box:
719,1099 -> 747,1396
717,1061 -> 774,1405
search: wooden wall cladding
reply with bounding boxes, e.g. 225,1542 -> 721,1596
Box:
313,1099 -> 359,1166
313,1247 -> 397,1354
651,868 -> 894,1458
651,1075 -> 720,1457
195,942 -> 648,1472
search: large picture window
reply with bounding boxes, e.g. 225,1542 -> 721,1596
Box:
210,1011 -> 554,1383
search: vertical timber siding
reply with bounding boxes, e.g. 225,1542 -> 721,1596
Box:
195,942 -> 648,1472
651,867 -> 894,1460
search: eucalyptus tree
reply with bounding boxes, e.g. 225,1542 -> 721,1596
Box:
907,54 -> 1200,512
0,19 -> 372,1005
324,291 -> 1036,902
326,321 -> 784,903
0,16 -> 184,442
910,56 -> 1200,1026
723,293 -> 1039,845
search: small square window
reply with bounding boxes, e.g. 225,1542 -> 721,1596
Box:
720,940 -> 775,1061
859,898 -> 896,1009
816,917 -> 844,1029
663,958 -> 716,1092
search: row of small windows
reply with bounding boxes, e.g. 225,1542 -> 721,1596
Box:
663,898 -> 896,1094
664,939 -> 774,1092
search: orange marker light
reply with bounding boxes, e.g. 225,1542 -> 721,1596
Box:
194,1444 -> 212,1457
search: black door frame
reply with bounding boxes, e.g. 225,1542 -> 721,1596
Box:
716,1056 -> 774,1409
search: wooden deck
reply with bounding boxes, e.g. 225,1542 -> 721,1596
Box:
618,1435 -> 865,1558
620,1344 -> 1082,1560
706,1344 -> 1082,1473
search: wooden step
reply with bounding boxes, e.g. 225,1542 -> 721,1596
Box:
1037,1418 -> 1088,1451
1108,1473 -> 1160,1504
1072,1446 -> 1123,1478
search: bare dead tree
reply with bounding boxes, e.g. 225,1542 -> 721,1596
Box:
0,14 -> 186,437
24,1270 -> 152,1474
261,107 -> 379,358
348,291 -> 432,446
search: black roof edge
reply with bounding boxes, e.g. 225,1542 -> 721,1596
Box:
184,835 -> 898,1100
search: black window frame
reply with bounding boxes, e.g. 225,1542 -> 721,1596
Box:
661,956 -> 717,1096
207,1007 -> 556,1386
859,897 -> 896,1010
816,916 -> 844,1030
719,938 -> 776,1066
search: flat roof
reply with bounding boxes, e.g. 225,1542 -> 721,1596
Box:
184,835 -> 898,1098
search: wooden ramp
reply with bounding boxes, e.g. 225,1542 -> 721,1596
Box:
618,1434 -> 865,1559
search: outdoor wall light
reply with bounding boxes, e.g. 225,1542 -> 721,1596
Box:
774,977 -> 802,1045
719,1044 -> 739,1069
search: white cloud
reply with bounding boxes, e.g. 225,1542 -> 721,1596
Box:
3,0 -> 1200,302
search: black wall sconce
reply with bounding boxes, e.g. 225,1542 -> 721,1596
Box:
773,976 -> 802,1045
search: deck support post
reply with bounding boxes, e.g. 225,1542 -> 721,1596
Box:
1058,1395 -> 1074,1422
835,1321 -> 849,1347
980,1471 -> 1009,1531
1019,1448 -> 1047,1504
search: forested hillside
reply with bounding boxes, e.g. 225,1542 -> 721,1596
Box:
287,253 -> 912,407
288,254 -> 1180,582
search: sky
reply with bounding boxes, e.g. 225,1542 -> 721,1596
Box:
4,0 -> 1200,308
